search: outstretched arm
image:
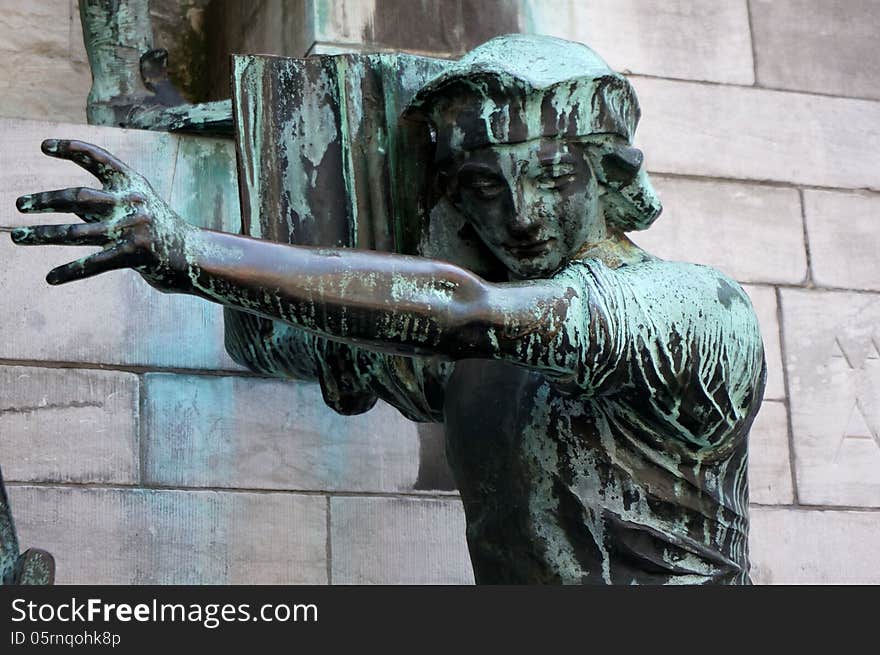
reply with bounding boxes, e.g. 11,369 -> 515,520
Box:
13,141 -> 585,374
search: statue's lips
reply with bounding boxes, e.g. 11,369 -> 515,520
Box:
505,238 -> 555,257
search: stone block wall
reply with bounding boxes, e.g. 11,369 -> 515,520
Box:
0,1 -> 878,584
0,1 -> 92,123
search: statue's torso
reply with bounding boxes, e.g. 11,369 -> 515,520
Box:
444,356 -> 758,585
441,257 -> 765,585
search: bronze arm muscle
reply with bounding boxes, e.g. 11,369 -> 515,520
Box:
12,140 -> 582,376
183,230 -> 574,362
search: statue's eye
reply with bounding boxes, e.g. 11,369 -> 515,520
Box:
535,165 -> 576,190
463,175 -> 505,199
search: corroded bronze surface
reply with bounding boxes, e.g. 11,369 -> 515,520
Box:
79,0 -> 232,134
13,35 -> 765,584
0,467 -> 54,585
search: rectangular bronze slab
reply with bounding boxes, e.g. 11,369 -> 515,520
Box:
231,53 -> 448,254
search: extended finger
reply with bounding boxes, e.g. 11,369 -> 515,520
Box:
11,222 -> 113,247
40,139 -> 133,188
16,187 -> 116,218
46,245 -> 134,285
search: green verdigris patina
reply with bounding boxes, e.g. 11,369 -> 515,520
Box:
78,0 -> 232,134
0,467 -> 54,585
12,34 -> 765,584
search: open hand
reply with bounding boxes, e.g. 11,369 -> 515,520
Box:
12,139 -> 197,291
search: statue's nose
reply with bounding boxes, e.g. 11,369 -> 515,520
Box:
508,211 -> 541,238
508,186 -> 542,237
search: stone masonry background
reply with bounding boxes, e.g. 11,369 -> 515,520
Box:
0,0 -> 877,583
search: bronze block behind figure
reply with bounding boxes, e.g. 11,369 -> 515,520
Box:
11,28 -> 765,584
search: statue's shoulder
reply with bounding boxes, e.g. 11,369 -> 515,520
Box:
627,259 -> 765,365
565,250 -> 732,284
564,255 -> 761,334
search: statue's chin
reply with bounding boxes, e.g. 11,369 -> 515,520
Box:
505,258 -> 563,281
489,243 -> 567,280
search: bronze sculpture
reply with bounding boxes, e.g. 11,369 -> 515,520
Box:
0,466 -> 54,585
11,34 -> 765,584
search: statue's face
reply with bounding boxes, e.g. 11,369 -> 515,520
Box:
448,138 -> 604,279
